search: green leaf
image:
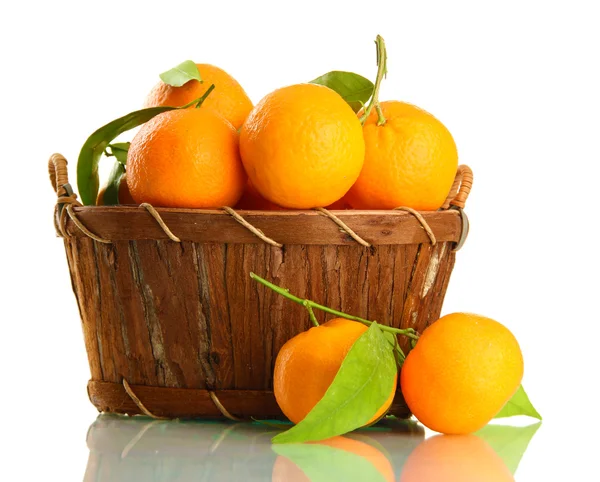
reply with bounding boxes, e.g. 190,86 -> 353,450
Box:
310,71 -> 374,112
101,160 -> 126,206
106,142 -> 130,166
77,102 -> 197,205
477,422 -> 541,475
272,442 -> 389,482
494,385 -> 542,420
159,60 -> 202,87
272,322 -> 397,444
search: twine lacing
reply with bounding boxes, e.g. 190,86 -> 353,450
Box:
393,207 -> 437,245
122,379 -> 243,422
140,203 -> 181,242
314,207 -> 371,247
221,206 -> 283,247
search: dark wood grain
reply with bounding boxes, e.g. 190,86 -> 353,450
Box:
62,208 -> 461,419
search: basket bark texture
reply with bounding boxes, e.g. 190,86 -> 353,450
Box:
49,153 -> 472,420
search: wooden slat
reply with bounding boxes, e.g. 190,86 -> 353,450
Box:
87,380 -> 411,420
65,207 -> 462,245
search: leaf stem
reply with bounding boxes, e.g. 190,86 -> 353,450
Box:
360,35 -> 387,126
303,301 -> 320,327
195,83 -> 216,108
250,272 -> 418,340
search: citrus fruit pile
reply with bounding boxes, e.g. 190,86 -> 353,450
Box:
82,35 -> 458,212
249,272 -> 540,443
75,34 -> 540,441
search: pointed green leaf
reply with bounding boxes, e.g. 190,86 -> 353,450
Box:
494,385 -> 542,420
310,71 -> 374,112
100,160 -> 126,206
107,142 -> 130,166
77,100 -> 199,205
159,60 -> 202,87
272,442 -> 389,482
272,322 -> 397,444
477,422 -> 541,475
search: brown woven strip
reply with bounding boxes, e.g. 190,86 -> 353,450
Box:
394,207 -> 437,245
209,391 -> 245,422
140,203 -> 182,242
315,207 -> 371,247
122,379 -> 169,420
222,206 -> 283,248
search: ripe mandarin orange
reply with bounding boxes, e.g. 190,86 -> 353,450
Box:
127,107 -> 246,208
400,434 -> 514,482
240,83 -> 365,209
272,436 -> 394,482
274,318 -> 397,425
400,313 -> 523,435
144,63 -> 253,129
346,101 -> 458,210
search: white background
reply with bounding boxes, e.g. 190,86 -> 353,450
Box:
1,0 -> 599,480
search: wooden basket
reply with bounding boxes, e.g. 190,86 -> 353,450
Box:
49,153 -> 472,420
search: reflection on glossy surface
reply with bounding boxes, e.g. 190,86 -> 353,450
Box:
400,434 -> 515,481
84,415 -> 538,481
272,436 -> 395,481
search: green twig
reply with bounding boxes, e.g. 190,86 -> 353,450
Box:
303,301 -> 320,327
360,35 -> 387,126
250,272 -> 419,340
195,83 -> 216,108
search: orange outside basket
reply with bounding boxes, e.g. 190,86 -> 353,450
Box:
49,153 -> 472,420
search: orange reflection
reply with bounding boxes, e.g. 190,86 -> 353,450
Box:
272,436 -> 395,482
399,434 -> 514,482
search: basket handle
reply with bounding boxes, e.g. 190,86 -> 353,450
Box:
442,164 -> 473,210
48,153 -> 71,198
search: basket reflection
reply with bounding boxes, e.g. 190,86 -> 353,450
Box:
84,415 -> 538,481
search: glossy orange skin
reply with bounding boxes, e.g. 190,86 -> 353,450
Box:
127,108 -> 246,208
274,318 -> 397,425
346,101 -> 458,210
235,180 -> 284,210
400,434 -> 514,482
401,313 -> 524,435
240,83 -> 365,209
272,436 -> 395,482
144,63 -> 253,129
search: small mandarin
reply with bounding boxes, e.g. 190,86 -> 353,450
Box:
127,107 -> 246,208
273,318 -> 397,425
240,83 -> 365,209
144,63 -> 253,129
400,313 -> 524,435
346,101 -> 458,210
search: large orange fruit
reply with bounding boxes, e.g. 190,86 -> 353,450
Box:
144,63 -> 253,129
127,107 -> 246,208
272,436 -> 395,482
240,83 -> 365,209
346,101 -> 458,210
274,318 -> 397,425
400,313 -> 523,435
400,434 -> 514,482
